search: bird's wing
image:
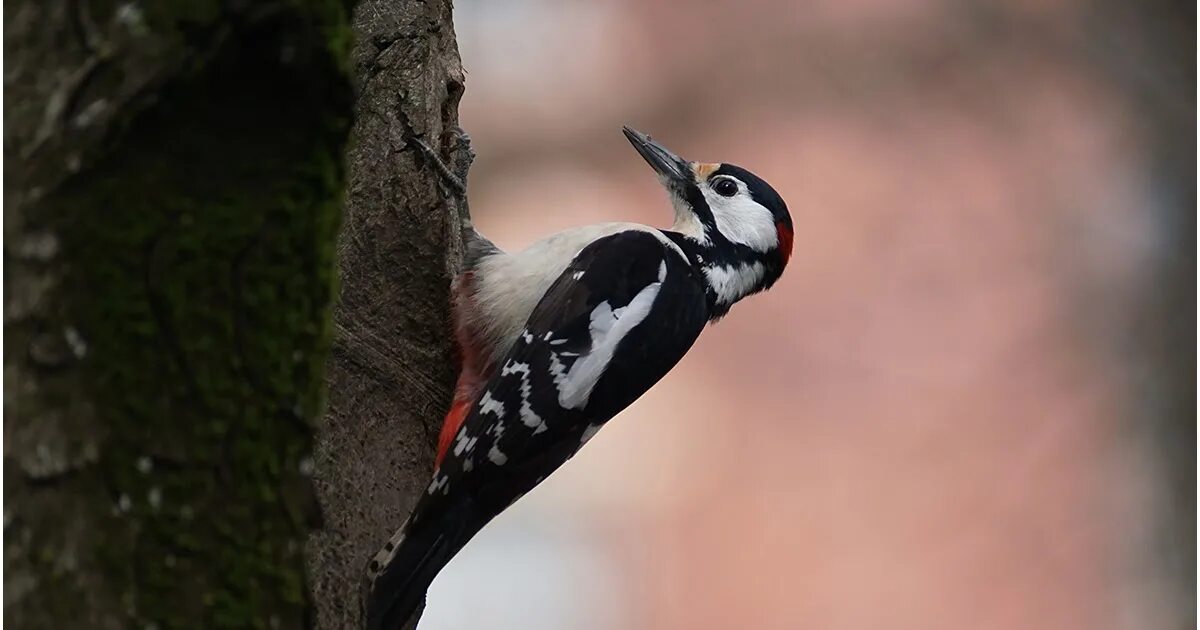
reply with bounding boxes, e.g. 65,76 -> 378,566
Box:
433,229 -> 709,512
365,230 -> 708,629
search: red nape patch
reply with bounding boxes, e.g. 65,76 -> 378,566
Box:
776,222 -> 794,267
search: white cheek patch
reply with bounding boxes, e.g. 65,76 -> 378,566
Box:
701,184 -> 779,252
552,276 -> 663,410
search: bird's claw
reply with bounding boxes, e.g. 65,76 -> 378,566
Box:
411,126 -> 473,199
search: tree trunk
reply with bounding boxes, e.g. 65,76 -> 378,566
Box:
5,1 -> 353,627
306,1 -> 466,628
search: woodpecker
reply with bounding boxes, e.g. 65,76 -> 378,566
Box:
364,127 -> 793,629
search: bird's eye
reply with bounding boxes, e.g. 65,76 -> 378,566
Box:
713,178 -> 738,197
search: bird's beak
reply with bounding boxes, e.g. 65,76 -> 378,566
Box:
623,126 -> 691,188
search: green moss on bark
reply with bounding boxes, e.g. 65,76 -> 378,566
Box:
11,4 -> 352,627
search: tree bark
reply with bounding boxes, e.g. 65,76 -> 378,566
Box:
6,0 -> 462,627
5,1 -> 353,627
306,1 -> 466,628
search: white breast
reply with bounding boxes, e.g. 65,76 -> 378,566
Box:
465,222 -> 679,369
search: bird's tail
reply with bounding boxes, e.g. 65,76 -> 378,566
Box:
363,500 -> 479,630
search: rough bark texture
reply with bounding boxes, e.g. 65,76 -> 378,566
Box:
5,1 -> 352,628
305,1 -> 466,628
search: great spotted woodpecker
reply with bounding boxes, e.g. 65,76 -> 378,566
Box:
364,127 -> 793,629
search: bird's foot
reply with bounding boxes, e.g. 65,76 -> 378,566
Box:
411,126 -> 474,199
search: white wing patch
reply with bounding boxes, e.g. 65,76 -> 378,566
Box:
501,360 -> 549,435
427,473 -> 450,495
547,351 -> 569,394
467,222 -> 686,371
589,302 -> 615,338
553,274 -> 664,410
452,433 -> 478,457
479,391 -> 505,417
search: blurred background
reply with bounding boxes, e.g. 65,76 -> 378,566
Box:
422,1 -> 1195,629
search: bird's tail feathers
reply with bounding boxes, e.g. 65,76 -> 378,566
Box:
363,501 -> 478,630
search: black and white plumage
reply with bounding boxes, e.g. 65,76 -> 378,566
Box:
365,127 -> 793,629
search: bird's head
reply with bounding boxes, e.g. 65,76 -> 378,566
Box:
623,126 -> 792,316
